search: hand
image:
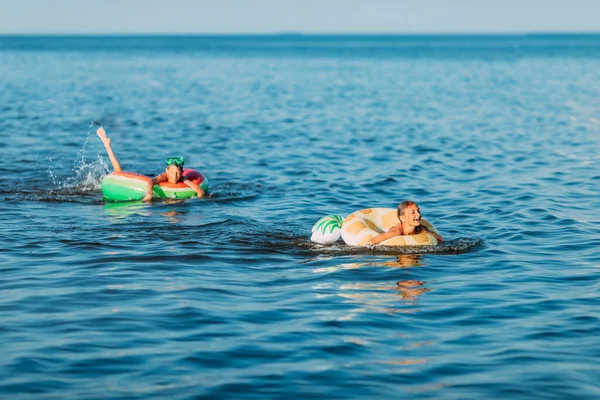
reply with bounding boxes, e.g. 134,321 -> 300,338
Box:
96,127 -> 110,145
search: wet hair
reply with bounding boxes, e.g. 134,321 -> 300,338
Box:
166,163 -> 183,173
397,200 -> 423,234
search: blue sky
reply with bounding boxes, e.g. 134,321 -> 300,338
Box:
1,0 -> 599,34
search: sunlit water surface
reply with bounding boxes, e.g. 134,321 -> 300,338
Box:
1,35 -> 599,399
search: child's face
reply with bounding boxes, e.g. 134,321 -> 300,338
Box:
400,204 -> 422,227
166,164 -> 182,183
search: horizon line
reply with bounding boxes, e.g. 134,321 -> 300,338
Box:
1,31 -> 600,37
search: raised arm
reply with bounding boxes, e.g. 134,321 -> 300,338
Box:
96,127 -> 122,172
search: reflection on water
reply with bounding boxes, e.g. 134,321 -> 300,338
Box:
314,254 -> 433,375
162,208 -> 186,224
102,199 -> 192,223
395,280 -> 429,301
337,280 -> 429,313
312,254 -> 425,273
343,254 -> 425,270
318,255 -> 430,316
103,201 -> 151,219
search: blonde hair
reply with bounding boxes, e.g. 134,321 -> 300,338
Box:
397,200 -> 423,234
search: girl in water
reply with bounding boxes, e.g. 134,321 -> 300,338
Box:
96,127 -> 205,202
367,200 -> 444,245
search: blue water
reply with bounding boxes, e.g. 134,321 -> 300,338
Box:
1,34 -> 599,399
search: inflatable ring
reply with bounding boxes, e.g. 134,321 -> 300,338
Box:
101,168 -> 209,201
311,208 -> 439,246
310,215 -> 344,244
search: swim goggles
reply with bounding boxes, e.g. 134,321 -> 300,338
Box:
166,156 -> 185,166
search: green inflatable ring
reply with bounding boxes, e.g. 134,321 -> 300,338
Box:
101,168 -> 209,202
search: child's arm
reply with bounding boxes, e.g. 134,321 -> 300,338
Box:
143,174 -> 166,202
96,127 -> 122,172
367,226 -> 402,246
182,178 -> 205,198
423,228 -> 444,244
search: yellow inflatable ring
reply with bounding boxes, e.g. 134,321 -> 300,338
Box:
341,208 -> 440,246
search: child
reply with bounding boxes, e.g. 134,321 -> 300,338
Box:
96,127 -> 204,202
367,200 -> 444,245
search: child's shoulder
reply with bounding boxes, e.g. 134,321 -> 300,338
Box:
388,223 -> 403,232
153,172 -> 167,181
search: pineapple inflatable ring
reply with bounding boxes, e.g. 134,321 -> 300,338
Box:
311,208 -> 440,246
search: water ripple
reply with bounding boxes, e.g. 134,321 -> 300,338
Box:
1,35 -> 600,399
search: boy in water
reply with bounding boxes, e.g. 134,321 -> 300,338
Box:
96,127 -> 204,202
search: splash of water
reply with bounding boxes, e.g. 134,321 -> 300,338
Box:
43,122 -> 111,198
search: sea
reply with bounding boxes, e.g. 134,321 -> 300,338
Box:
0,34 -> 599,399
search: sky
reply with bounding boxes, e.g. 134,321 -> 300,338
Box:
1,0 -> 599,34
